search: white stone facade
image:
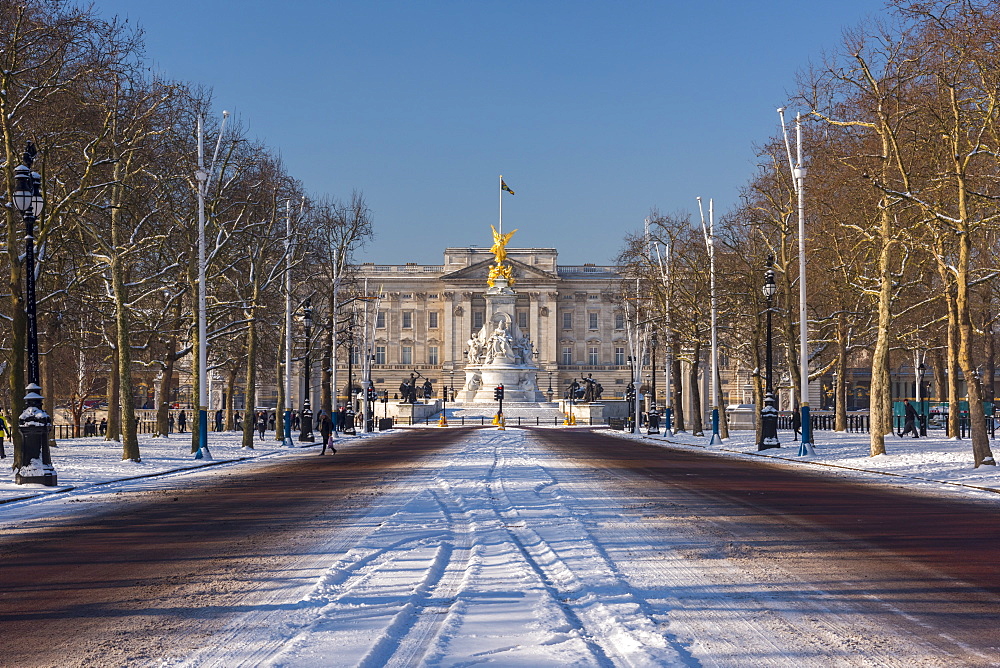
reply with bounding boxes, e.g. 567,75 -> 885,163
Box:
347,247 -> 634,401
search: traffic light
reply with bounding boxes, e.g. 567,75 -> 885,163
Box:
493,385 -> 504,401
367,386 -> 378,402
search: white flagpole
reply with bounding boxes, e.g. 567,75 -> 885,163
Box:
498,175 -> 503,236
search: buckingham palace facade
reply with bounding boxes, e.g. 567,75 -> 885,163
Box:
346,247 -> 636,399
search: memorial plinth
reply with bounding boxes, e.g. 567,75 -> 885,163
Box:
458,275 -> 546,403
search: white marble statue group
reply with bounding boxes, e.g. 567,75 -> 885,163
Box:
466,313 -> 534,367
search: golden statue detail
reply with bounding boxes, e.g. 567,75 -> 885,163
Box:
488,225 -> 517,287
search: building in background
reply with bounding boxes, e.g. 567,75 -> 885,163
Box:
348,247 -> 635,400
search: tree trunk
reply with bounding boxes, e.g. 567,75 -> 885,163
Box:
717,364 -> 730,439
946,293 -> 961,439
106,350 -> 120,442
868,209 -> 893,457
188,265 -> 201,454
321,312 -> 333,416
929,348 -> 945,404
835,313 -> 848,432
752,330 -> 764,445
275,316 -> 286,442
956,228 -> 995,466
689,343 -> 703,436
156,356 -> 174,437
43,344 -> 57,450
225,367 -> 237,431
671,351 -> 685,432
242,299 -> 258,449
6,162 -> 27,469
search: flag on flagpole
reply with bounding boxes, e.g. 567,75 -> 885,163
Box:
501,179 -> 515,195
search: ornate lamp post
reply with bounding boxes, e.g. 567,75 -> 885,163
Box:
13,143 -> 56,485
547,370 -> 553,402
758,263 -> 780,450
299,297 -> 314,441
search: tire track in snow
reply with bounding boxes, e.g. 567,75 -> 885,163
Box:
480,430 -> 692,666
533,428 -> 987,667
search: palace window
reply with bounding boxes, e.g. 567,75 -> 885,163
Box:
588,312 -> 599,330
376,311 -> 386,329
374,346 -> 386,365
562,312 -> 572,329
428,311 -> 439,329
615,347 -> 626,365
588,346 -> 599,365
428,346 -> 439,365
473,311 -> 484,330
562,346 -> 573,365
401,346 -> 413,365
518,311 -> 528,329
402,311 -> 413,329
615,313 -> 625,330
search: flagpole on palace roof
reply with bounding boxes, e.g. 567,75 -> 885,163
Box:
498,174 -> 503,236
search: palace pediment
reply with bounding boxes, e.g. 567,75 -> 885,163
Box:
440,258 -> 560,284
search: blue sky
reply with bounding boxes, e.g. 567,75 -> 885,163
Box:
97,0 -> 880,265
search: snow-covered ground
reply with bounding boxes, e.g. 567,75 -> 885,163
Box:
2,425 -> 999,666
4,425 -> 997,507
636,426 -> 1000,498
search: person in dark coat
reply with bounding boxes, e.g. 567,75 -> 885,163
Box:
168,414 -> 175,434
900,398 -> 920,438
319,410 -> 335,455
0,412 -> 8,458
256,411 -> 267,440
791,409 -> 801,441
215,409 -> 224,432
99,417 -> 108,436
177,410 -> 187,433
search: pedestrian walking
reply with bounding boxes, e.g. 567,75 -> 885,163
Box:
215,409 -> 223,432
178,410 -> 187,433
791,409 -> 801,441
0,412 -> 9,458
235,411 -> 242,431
99,417 -> 107,436
256,411 -> 266,440
319,410 -> 335,455
899,398 -> 920,438
268,413 -> 275,431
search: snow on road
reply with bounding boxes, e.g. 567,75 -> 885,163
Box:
4,425 -> 999,666
165,427 -> 994,667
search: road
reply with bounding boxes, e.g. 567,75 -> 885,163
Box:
0,428 -> 472,667
1,427 -> 998,666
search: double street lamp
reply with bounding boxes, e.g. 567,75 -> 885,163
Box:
13,142 -> 56,485
758,263 -> 780,450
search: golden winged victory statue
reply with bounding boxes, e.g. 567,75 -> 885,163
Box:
488,225 -> 518,287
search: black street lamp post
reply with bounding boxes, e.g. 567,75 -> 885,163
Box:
299,298 -> 314,441
758,262 -> 780,450
13,143 -> 56,485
